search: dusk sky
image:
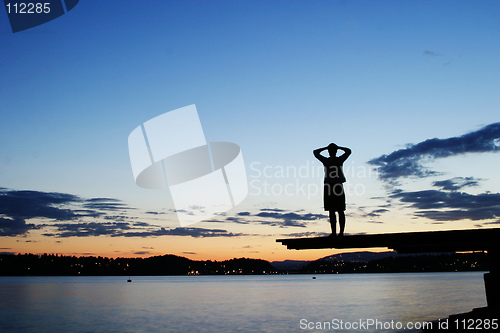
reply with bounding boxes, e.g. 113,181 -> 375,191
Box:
1,0 -> 500,261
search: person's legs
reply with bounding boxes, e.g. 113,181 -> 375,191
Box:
329,210 -> 336,235
338,211 -> 345,236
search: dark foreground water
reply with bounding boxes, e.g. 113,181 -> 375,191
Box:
0,272 -> 487,332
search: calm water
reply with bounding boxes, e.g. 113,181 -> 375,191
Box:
0,272 -> 487,332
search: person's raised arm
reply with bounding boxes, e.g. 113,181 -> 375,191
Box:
337,146 -> 352,162
313,146 -> 328,162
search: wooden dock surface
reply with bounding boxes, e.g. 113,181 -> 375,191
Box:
277,228 -> 500,253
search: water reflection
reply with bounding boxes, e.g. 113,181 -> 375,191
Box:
0,273 -> 487,333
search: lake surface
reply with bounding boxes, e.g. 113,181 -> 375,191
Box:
0,272 -> 487,332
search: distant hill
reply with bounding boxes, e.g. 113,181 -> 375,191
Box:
271,251 -> 397,271
320,251 -> 397,262
271,260 -> 311,271
299,251 -> 488,274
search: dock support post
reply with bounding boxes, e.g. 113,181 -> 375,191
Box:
485,247 -> 500,309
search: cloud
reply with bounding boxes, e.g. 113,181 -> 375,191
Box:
145,211 -> 166,215
367,123 -> 500,224
423,50 -> 439,56
0,189 -> 132,222
256,210 -> 327,228
432,177 -> 480,191
283,231 -> 331,238
83,198 -> 132,211
0,188 -> 135,237
103,215 -> 131,222
260,208 -> 287,212
369,122 -> 500,182
237,211 -> 251,216
43,222 -> 133,238
0,188 -> 248,239
115,227 -> 245,238
364,208 -> 389,217
132,222 -> 151,227
42,220 -> 246,238
484,221 -> 500,225
222,216 -> 249,224
133,251 -> 151,255
390,185 -> 500,222
231,209 -> 327,228
345,206 -> 389,221
0,189 -> 82,221
0,217 -> 39,236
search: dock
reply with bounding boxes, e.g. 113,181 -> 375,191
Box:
277,228 -> 500,253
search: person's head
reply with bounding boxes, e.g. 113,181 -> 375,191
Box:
327,143 -> 338,157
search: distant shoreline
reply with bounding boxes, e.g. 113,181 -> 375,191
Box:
0,251 -> 488,276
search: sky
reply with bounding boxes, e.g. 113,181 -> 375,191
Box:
1,0 -> 500,261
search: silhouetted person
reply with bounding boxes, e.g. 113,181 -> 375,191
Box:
314,143 -> 351,236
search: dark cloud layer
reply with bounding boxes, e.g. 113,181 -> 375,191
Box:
0,189 -> 82,236
432,177 -> 480,191
283,231 -> 330,238
41,220 -> 245,238
0,217 -> 38,236
0,188 -> 253,239
391,184 -> 500,222
373,158 -> 500,224
83,198 -> 132,211
368,123 -> 500,225
0,189 -> 81,221
233,209 -> 327,228
120,227 -> 244,238
369,122 -> 500,182
43,222 -> 133,238
0,189 -> 131,221
0,188 -> 334,238
364,208 -> 389,217
0,187 -> 252,239
0,188 -> 132,236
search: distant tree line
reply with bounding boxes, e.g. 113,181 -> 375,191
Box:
0,252 -> 490,276
0,253 -> 276,276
